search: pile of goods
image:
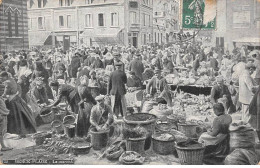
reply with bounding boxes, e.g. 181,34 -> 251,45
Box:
123,127 -> 148,139
167,70 -> 215,86
173,92 -> 213,120
119,151 -> 145,165
152,133 -> 174,141
39,133 -> 91,155
105,141 -> 126,160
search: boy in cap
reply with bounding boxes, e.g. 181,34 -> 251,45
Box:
0,84 -> 13,154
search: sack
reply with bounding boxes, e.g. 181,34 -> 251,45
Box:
224,148 -> 258,165
229,124 -> 255,151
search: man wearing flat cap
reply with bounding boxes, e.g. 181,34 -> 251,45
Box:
90,95 -> 114,131
107,61 -> 127,118
129,52 -> 144,81
239,62 -> 258,124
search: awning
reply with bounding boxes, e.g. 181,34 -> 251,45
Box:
81,29 -> 124,45
233,37 -> 260,46
29,31 -> 51,46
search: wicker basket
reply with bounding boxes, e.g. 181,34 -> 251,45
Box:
152,134 -> 175,155
51,120 -> 64,134
123,113 -> 157,150
175,142 -> 205,165
177,123 -> 199,138
63,115 -> 76,126
126,137 -> 146,155
90,128 -> 110,150
40,108 -> 55,124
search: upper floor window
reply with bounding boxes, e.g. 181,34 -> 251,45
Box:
67,15 -> 72,28
59,0 -> 71,6
98,13 -> 104,26
38,0 -> 46,8
38,17 -> 44,29
86,0 -> 94,4
8,12 -> 12,37
15,12 -> 19,36
111,13 -> 118,26
59,16 -> 64,27
85,14 -> 93,27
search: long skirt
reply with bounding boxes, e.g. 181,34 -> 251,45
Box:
199,133 -> 230,164
5,95 -> 37,135
76,102 -> 93,137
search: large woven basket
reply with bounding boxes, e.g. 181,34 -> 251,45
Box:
40,108 -> 55,124
152,134 -> 175,155
175,142 -> 205,165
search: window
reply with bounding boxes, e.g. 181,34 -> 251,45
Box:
130,11 -> 137,24
8,12 -> 12,37
85,14 -> 92,27
65,0 -> 71,6
86,0 -> 94,4
111,13 -> 118,26
154,32 -> 156,42
15,13 -> 19,36
98,13 -> 104,26
38,0 -> 42,8
38,17 -> 44,29
129,1 -> 138,8
144,34 -> 146,44
67,15 -> 72,28
59,16 -> 64,27
59,0 -> 64,6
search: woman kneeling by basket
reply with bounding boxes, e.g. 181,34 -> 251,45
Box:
198,103 -> 232,164
90,95 -> 114,134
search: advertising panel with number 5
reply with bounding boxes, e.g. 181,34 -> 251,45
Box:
182,0 -> 216,29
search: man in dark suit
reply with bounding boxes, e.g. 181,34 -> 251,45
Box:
69,53 -> 81,78
107,62 -> 127,118
129,53 -> 144,81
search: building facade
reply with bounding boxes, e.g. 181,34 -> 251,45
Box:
213,0 -> 260,51
0,0 -> 29,52
27,0 -> 153,49
153,0 -> 179,45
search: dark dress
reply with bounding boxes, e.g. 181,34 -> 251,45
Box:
4,78 -> 36,135
52,84 -> 80,114
76,84 -> 96,137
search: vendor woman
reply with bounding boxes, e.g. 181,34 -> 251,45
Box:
0,71 -> 36,138
198,103 -> 232,163
146,68 -> 168,97
48,80 -> 80,114
90,95 -> 114,132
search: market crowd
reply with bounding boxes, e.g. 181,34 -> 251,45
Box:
0,41 -> 259,161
